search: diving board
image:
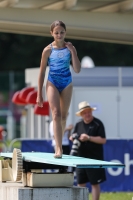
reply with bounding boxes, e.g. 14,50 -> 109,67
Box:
0,151 -> 125,168
0,149 -> 125,188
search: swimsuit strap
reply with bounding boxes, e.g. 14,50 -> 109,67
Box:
51,43 -> 54,50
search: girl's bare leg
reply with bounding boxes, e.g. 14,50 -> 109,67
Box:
46,81 -> 73,157
60,83 -> 73,136
46,81 -> 62,157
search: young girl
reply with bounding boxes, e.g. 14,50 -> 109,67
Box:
36,20 -> 81,158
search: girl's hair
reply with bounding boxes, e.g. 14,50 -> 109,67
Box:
50,20 -> 66,32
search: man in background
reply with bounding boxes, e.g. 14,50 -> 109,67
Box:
69,101 -> 106,200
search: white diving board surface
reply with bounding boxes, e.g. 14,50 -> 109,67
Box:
0,152 -> 125,168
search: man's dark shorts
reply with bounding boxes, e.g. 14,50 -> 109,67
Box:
76,168 -> 106,185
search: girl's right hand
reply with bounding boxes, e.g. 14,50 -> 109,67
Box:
36,96 -> 43,107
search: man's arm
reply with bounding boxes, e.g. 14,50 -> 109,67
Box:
79,120 -> 106,144
79,134 -> 106,144
64,124 -> 74,132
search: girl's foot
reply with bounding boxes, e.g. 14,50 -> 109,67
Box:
54,148 -> 63,158
54,153 -> 62,158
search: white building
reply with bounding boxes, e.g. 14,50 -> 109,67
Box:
25,67 -> 133,139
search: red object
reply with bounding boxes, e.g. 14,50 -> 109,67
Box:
0,126 -> 4,140
19,87 -> 35,102
26,90 -> 37,104
34,102 -> 49,116
12,91 -> 27,105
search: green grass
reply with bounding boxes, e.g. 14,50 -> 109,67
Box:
89,192 -> 133,200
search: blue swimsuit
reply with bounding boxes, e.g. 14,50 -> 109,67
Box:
48,44 -> 72,92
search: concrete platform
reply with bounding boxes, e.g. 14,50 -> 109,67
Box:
0,182 -> 89,200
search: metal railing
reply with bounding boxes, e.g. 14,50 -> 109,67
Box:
0,140 -> 8,152
8,137 -> 51,152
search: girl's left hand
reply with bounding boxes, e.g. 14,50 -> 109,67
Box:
65,42 -> 74,52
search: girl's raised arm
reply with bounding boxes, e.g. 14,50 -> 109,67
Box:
65,42 -> 81,73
